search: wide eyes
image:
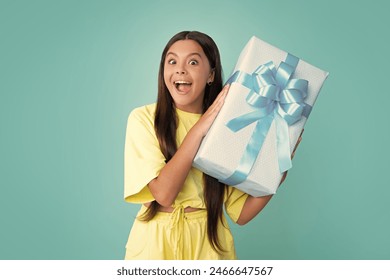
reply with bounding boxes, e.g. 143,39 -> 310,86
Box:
166,58 -> 199,65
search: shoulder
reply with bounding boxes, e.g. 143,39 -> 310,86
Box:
125,103 -> 158,142
127,103 -> 156,127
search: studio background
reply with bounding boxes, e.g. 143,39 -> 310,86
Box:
1,0 -> 389,259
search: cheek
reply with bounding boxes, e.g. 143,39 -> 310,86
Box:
163,72 -> 171,87
193,70 -> 208,85
201,68 -> 212,82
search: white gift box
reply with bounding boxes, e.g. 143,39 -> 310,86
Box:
193,36 -> 329,197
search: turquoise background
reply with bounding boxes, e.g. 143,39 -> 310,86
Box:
1,0 -> 389,259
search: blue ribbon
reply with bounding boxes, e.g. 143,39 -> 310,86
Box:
222,54 -> 311,186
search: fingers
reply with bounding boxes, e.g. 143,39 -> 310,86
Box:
291,150 -> 296,159
196,85 -> 230,137
212,84 -> 229,108
279,171 -> 288,186
291,129 -> 304,159
207,84 -> 229,114
218,84 -> 230,99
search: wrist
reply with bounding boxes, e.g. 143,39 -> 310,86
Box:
188,122 -> 207,140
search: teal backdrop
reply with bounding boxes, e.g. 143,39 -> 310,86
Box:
1,0 -> 389,259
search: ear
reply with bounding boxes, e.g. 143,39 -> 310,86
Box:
208,68 -> 215,83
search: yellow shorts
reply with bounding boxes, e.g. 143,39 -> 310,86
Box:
125,205 -> 237,260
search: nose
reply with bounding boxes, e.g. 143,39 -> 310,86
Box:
175,63 -> 186,74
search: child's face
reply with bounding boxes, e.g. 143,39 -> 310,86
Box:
164,39 -> 214,113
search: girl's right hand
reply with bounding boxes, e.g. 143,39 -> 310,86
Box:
148,85 -> 229,207
194,85 -> 230,137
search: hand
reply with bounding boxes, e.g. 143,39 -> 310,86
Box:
279,129 -> 304,186
193,85 -> 229,137
291,128 -> 304,160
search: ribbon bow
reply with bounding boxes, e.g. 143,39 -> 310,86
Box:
222,54 -> 311,186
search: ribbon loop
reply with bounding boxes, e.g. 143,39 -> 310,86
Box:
223,53 -> 311,186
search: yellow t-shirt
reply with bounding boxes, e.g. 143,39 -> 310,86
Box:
124,103 -> 248,223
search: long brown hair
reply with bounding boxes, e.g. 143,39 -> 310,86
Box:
140,31 -> 226,252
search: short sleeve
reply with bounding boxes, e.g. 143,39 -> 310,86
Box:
224,186 -> 249,223
124,106 -> 165,204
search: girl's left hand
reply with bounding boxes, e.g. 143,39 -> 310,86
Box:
279,128 -> 304,185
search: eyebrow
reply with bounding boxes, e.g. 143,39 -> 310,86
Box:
166,52 -> 202,58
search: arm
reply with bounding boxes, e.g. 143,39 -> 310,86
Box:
148,86 -> 229,207
236,129 -> 304,225
236,195 -> 273,225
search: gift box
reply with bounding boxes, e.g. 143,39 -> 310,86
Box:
193,36 -> 329,197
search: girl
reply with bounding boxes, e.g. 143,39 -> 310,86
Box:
124,31 -> 294,260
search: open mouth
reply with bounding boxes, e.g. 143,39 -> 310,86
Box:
174,80 -> 192,93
